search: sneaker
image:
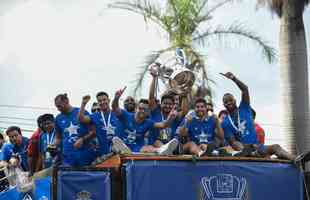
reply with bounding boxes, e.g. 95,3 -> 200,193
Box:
233,146 -> 255,157
218,148 -> 232,157
112,137 -> 132,154
211,150 -> 219,156
201,143 -> 216,157
157,138 -> 179,156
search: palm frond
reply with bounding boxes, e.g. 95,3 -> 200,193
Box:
193,22 -> 277,63
196,0 -> 239,24
195,0 -> 209,17
108,1 -> 166,30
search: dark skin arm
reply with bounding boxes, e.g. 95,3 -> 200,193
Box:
214,115 -> 224,141
227,136 -> 244,151
220,72 -> 250,104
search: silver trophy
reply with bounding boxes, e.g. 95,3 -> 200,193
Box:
0,155 -> 34,192
151,48 -> 195,96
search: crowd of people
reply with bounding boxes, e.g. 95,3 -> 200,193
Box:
0,71 -> 295,185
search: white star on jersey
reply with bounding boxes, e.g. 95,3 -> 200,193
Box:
238,121 -> 247,135
197,130 -> 209,143
65,122 -> 79,136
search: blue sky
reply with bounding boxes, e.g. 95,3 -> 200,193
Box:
0,0 -> 309,149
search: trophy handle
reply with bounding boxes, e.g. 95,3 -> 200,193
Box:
175,48 -> 187,66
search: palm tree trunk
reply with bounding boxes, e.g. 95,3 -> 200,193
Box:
280,1 -> 309,155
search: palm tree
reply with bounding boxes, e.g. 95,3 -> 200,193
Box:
257,0 -> 309,154
109,0 -> 276,100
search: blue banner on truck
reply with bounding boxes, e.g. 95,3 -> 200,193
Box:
125,160 -> 304,200
57,170 -> 111,200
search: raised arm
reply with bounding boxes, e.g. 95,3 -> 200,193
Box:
148,63 -> 159,111
78,95 -> 91,124
220,72 -> 250,104
112,87 -> 126,116
178,95 -> 189,118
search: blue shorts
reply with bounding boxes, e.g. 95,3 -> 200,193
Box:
129,145 -> 143,153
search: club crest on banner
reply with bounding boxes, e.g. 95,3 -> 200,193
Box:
199,174 -> 249,200
22,193 -> 33,200
76,190 -> 92,200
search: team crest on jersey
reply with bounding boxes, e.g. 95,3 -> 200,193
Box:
76,190 -> 92,200
199,174 -> 248,200
125,129 -> 137,144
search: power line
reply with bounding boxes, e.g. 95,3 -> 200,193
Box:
0,126 -> 34,133
260,123 -> 283,127
0,120 -> 36,126
0,104 -> 55,111
0,116 -> 36,121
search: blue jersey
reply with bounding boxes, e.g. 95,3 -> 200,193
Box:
185,115 -> 217,144
117,110 -> 154,152
90,111 -> 123,155
39,129 -> 57,168
221,101 -> 258,144
55,107 -> 96,166
150,106 -> 183,144
0,137 -> 29,171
